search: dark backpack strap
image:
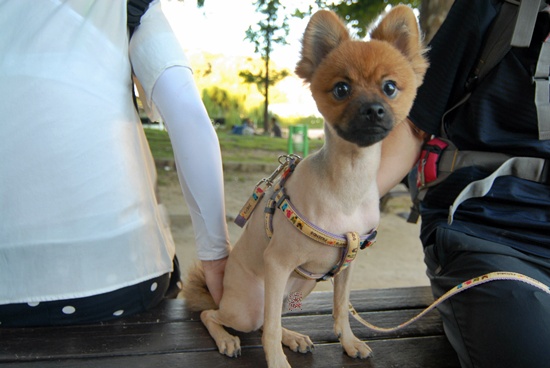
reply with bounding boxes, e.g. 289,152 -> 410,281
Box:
465,1 -> 519,91
127,0 -> 154,38
466,0 -> 547,91
443,1 -> 521,136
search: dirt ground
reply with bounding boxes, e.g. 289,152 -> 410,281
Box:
158,166 -> 430,293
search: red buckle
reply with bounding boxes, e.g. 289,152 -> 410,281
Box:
416,138 -> 449,188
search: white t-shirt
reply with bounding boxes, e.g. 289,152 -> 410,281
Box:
0,0 -> 189,304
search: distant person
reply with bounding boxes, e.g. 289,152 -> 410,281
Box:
271,117 -> 282,138
242,118 -> 255,136
0,0 -> 230,326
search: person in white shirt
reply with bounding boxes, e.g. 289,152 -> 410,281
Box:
0,0 -> 230,326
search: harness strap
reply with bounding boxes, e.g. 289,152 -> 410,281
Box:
271,188 -> 376,249
272,188 -> 376,281
466,0 -> 518,90
534,36 -> 550,140
448,156 -> 548,224
235,185 -> 267,227
511,0 -> 548,47
263,162 -> 300,238
295,232 -> 361,281
409,137 -> 548,223
508,1 -> 550,141
462,0 -> 550,141
235,155 -> 300,228
409,137 -> 512,223
243,156 -> 376,282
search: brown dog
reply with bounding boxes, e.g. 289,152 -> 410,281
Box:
183,5 -> 427,367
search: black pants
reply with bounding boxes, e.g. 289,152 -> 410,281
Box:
425,228 -> 550,368
0,257 -> 182,327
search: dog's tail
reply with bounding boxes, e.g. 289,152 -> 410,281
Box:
181,262 -> 218,311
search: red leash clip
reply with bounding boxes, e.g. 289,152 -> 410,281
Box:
416,138 -> 449,189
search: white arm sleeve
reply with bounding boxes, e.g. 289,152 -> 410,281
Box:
152,66 -> 230,260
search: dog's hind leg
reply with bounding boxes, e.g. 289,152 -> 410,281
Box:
333,263 -> 372,359
200,280 -> 265,358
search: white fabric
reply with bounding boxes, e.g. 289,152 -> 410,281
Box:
151,67 -> 230,260
0,0 -> 228,305
129,0 -> 190,121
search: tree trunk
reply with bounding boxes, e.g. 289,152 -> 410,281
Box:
264,55 -> 270,133
418,0 -> 455,43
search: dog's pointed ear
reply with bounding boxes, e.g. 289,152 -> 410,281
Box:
295,10 -> 350,83
370,5 -> 428,86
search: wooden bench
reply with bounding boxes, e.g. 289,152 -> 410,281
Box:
0,287 -> 460,367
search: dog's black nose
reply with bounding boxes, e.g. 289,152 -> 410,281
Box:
361,103 -> 385,122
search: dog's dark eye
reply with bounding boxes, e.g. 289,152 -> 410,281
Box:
382,80 -> 397,98
333,82 -> 351,100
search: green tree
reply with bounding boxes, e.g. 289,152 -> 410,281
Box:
418,0 -> 454,42
317,0 -> 420,37
202,86 -> 244,127
297,0 -> 452,40
241,0 -> 290,133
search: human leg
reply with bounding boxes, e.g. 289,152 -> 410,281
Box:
0,257 -> 182,327
424,228 -> 550,368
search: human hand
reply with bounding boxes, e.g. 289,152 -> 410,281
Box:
201,257 -> 228,305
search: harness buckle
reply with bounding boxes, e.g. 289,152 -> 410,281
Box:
416,138 -> 449,189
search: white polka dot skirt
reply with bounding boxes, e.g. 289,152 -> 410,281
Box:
0,257 -> 183,327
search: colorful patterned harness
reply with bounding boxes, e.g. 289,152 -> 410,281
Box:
235,155 -> 377,282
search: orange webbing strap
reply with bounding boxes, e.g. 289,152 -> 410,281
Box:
294,232 -> 361,281
340,232 -> 360,272
235,154 -> 301,228
234,183 -> 267,228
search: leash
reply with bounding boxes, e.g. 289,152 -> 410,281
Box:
345,271 -> 550,333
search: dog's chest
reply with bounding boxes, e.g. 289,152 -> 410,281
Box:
285,184 -> 380,236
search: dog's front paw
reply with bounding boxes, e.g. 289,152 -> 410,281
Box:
340,336 -> 372,359
216,334 -> 241,358
282,327 -> 315,354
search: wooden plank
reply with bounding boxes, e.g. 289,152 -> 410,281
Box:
295,286 -> 436,316
1,287 -> 452,368
0,336 -> 460,368
285,308 -> 445,341
69,286 -> 435,324
0,307 -> 443,363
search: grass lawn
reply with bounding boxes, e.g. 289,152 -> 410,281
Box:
144,126 -> 324,164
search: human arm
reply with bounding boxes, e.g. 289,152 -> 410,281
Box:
201,257 -> 227,304
128,1 -> 230,304
151,66 -> 230,305
377,119 -> 428,197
